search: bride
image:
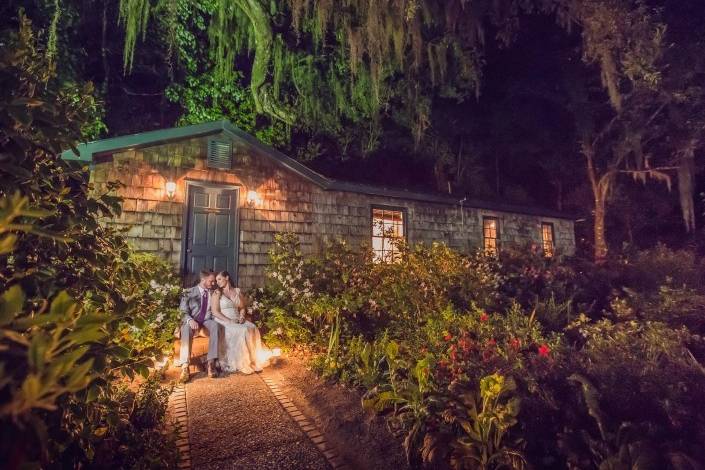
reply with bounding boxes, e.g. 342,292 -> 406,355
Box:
210,271 -> 271,374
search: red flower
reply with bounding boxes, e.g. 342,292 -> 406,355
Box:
443,333 -> 453,342
509,338 -> 521,350
538,344 -> 551,357
479,312 -> 489,322
486,338 -> 496,347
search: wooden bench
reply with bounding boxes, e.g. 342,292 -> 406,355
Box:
173,328 -> 211,373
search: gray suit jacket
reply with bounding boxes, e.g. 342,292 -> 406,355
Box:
180,286 -> 213,323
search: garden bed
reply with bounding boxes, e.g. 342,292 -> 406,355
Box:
268,353 -> 408,470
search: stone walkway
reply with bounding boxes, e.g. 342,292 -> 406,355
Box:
177,370 -> 340,469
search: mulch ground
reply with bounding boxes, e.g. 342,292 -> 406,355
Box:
264,355 -> 408,470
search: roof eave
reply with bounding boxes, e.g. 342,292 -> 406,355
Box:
60,121 -> 226,162
326,180 -> 574,220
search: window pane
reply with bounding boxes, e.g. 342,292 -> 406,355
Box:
542,223 -> 554,257
371,207 -> 405,263
483,217 -> 499,255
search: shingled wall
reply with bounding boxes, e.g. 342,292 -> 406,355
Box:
90,132 -> 575,289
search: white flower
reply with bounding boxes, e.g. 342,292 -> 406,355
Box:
277,291 -> 285,297
149,280 -> 159,289
274,327 -> 283,336
155,313 -> 164,323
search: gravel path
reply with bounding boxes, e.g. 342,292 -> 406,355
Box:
185,371 -> 331,470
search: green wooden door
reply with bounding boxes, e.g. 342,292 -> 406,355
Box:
183,184 -> 238,284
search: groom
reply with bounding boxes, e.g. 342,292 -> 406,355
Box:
177,269 -> 220,383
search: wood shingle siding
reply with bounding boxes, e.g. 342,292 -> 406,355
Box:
72,122 -> 575,288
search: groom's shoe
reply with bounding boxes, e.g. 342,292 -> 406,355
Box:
178,366 -> 190,384
207,361 -> 218,378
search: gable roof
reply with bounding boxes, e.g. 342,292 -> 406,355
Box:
62,120 -> 573,220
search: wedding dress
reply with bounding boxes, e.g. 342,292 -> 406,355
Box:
216,289 -> 271,374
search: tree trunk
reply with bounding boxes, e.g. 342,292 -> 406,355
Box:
583,141 -> 612,264
593,191 -> 608,263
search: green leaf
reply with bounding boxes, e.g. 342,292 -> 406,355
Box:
28,333 -> 48,371
0,233 -> 17,255
49,291 -> 77,318
65,359 -> 94,390
385,341 -> 399,361
21,374 -> 42,403
86,384 -> 101,402
136,363 -> 150,378
66,326 -> 105,345
49,345 -> 88,379
0,284 -> 25,326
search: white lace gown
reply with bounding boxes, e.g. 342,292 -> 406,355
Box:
216,289 -> 271,374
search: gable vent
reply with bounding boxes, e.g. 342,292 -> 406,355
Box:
207,139 -> 233,169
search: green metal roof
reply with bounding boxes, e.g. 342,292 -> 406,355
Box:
62,120 -> 573,220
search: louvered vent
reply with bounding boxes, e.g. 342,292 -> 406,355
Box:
207,140 -> 233,169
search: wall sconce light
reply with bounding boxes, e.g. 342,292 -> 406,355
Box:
246,190 -> 262,207
165,180 -> 177,199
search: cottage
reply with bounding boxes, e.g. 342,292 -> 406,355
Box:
63,120 -> 575,288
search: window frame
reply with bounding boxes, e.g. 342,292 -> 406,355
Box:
541,222 -> 556,258
482,216 -> 501,255
370,204 -> 408,262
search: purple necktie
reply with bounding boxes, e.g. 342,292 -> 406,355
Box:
195,289 -> 208,324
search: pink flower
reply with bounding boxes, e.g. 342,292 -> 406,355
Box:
479,312 -> 489,322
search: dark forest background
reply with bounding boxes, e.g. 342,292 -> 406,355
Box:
2,0 -> 703,258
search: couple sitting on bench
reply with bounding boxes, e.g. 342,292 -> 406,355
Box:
176,270 -> 271,383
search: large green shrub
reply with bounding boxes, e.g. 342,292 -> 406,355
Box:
0,18 -> 178,468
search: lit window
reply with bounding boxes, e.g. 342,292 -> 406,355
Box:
542,222 -> 555,257
483,217 -> 499,255
372,207 -> 405,262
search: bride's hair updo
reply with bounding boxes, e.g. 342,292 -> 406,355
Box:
217,271 -> 235,288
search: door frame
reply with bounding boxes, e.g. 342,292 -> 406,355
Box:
180,179 -> 240,285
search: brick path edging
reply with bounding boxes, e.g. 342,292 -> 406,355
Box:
260,375 -> 350,470
168,384 -> 192,469
168,373 -> 348,470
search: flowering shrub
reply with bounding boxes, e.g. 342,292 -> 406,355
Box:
429,304 -> 564,391
111,253 -> 183,361
257,232 -> 705,468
